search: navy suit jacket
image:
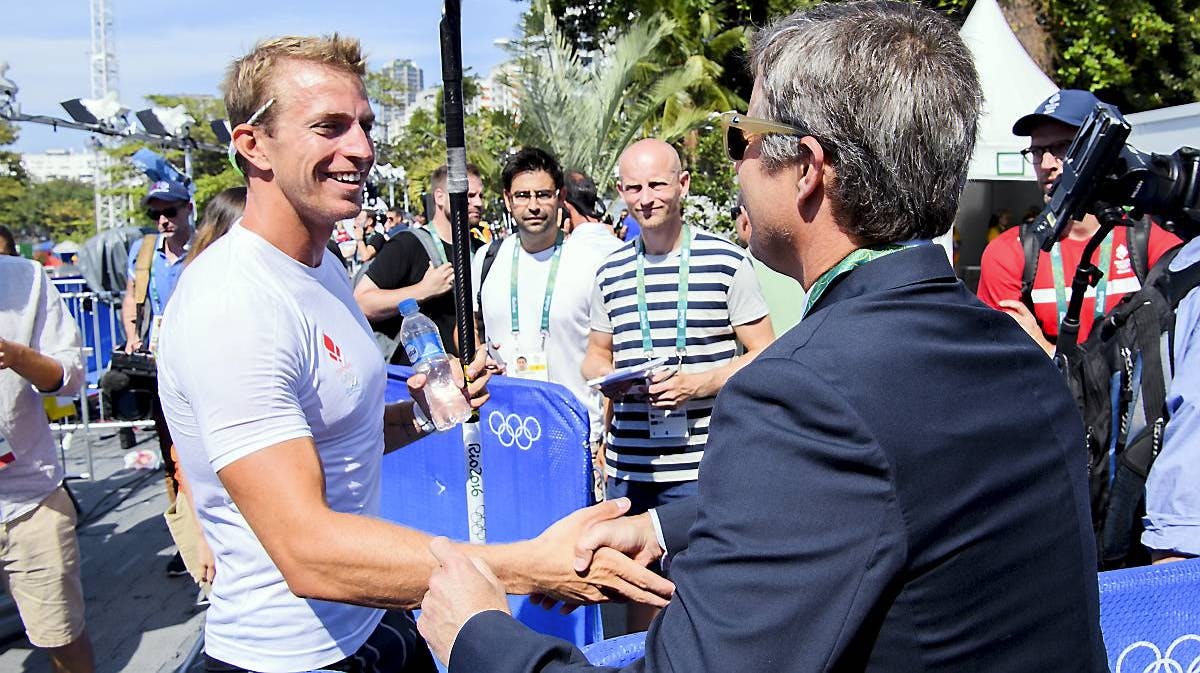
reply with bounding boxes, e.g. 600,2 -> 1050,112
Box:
450,244 -> 1107,672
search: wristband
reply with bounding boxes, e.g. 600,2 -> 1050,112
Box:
412,402 -> 436,434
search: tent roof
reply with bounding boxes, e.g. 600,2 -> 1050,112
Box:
1127,102 -> 1200,155
960,0 -> 1057,181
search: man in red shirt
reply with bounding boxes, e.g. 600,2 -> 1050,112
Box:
977,89 -> 1181,355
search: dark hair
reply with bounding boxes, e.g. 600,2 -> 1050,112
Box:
0,225 -> 17,256
750,0 -> 981,243
501,147 -> 563,193
430,163 -> 483,193
187,187 -> 247,264
563,169 -> 604,219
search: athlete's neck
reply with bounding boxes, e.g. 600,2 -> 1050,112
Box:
640,219 -> 684,255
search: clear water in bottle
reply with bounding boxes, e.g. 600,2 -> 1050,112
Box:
398,299 -> 472,431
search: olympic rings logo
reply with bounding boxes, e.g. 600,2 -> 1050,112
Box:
1115,634 -> 1200,673
488,410 -> 542,450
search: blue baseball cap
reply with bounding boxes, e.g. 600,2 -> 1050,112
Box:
142,180 -> 191,205
1012,89 -> 1121,136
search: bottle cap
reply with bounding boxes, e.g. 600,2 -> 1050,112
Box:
398,298 -> 419,316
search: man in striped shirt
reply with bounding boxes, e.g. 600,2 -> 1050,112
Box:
583,139 -> 773,629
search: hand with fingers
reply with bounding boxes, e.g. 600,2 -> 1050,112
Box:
419,262 -> 455,300
523,498 -> 674,613
418,537 -> 510,666
647,367 -> 700,409
408,347 -> 492,418
997,300 -> 1054,356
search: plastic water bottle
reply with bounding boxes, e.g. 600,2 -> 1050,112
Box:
398,298 -> 472,431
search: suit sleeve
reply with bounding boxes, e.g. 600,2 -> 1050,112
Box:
448,356 -> 907,673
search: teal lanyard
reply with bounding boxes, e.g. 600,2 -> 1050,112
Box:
1049,230 -> 1113,327
636,224 -> 690,359
431,236 -> 448,265
803,246 -> 904,317
511,231 -> 564,345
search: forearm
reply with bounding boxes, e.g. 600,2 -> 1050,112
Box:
284,512 -> 530,610
9,344 -> 66,393
581,350 -> 614,381
122,297 -> 138,341
693,344 -> 766,398
358,286 -> 431,321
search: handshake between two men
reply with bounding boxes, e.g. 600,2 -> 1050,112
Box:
417,497 -> 668,664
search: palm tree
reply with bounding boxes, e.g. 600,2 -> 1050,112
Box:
506,6 -> 708,182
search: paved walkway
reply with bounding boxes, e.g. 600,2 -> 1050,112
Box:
0,426 -> 205,673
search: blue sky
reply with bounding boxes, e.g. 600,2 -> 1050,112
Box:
2,0 -> 529,154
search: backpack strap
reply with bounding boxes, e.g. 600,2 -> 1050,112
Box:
1018,221 -> 1042,320
1126,217 -> 1153,285
406,227 -> 447,266
474,239 -> 503,343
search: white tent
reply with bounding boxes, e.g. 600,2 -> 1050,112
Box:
1127,103 -> 1200,155
960,0 -> 1057,182
947,0 -> 1057,280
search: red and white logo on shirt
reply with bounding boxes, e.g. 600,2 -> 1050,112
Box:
322,332 -> 358,391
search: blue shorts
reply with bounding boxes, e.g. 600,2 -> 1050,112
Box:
606,477 -> 698,516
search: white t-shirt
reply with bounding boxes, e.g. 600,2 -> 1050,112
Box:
472,222 -> 623,442
157,224 -> 386,672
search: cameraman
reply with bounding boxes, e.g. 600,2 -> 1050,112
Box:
1143,227 -> 1200,563
977,90 -> 1181,354
120,179 -> 194,577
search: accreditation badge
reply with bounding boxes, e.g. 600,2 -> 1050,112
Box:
648,407 -> 689,439
149,316 -> 165,354
511,350 -> 549,382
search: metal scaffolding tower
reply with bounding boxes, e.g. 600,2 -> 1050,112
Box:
90,0 -> 125,231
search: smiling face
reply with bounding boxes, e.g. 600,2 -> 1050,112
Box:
617,140 -> 689,234
255,59 -> 375,229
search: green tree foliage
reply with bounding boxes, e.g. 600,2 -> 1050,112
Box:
1038,0 -> 1200,110
509,8 -> 706,182
0,120 -> 29,236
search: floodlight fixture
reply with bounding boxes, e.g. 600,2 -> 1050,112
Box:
62,92 -> 129,130
210,119 -> 232,145
137,105 -> 194,137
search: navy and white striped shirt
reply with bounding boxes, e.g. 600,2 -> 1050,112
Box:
590,227 -> 768,482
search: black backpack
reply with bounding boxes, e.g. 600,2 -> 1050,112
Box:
1018,216 -> 1153,321
1063,247 -> 1200,569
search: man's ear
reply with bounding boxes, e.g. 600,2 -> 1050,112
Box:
434,187 -> 449,212
678,170 -> 691,197
795,136 -> 827,204
232,125 -> 271,174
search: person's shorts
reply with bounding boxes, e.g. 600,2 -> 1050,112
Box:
0,487 -> 86,648
606,477 -> 698,516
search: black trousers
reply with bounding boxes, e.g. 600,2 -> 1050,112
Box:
204,610 -> 437,673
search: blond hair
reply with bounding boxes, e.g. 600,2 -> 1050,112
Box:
221,34 -> 367,134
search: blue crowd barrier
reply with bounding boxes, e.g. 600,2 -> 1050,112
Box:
582,631 -> 647,667
52,277 -> 121,387
1099,557 -> 1200,672
380,365 -> 603,647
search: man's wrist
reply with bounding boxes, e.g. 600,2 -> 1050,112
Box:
471,542 -> 536,595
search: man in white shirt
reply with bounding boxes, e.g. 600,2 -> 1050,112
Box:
157,35 -> 671,673
473,150 -> 623,500
0,256 -> 93,673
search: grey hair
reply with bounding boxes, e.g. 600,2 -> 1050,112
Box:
749,1 -> 981,244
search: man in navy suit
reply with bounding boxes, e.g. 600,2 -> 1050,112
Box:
417,2 -> 1108,670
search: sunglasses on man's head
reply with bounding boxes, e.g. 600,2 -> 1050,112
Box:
718,111 -> 810,162
147,207 -> 179,220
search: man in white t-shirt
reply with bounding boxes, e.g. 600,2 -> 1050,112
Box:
473,150 -> 622,499
156,35 -> 672,673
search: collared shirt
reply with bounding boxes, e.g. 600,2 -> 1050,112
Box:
1142,235 -> 1200,556
126,234 -> 190,317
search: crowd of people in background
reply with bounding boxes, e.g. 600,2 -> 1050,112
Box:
1,2 -> 1198,672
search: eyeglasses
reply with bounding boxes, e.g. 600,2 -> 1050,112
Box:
1020,140 -> 1072,165
147,207 -> 179,220
718,110 -> 809,162
510,189 -> 558,204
